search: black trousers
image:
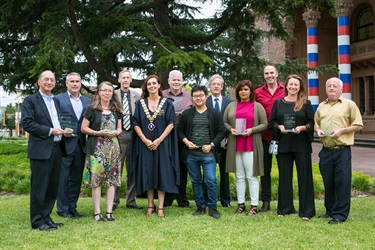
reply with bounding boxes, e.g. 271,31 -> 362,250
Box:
276,152 -> 315,218
218,147 -> 231,205
57,143 -> 85,214
319,146 -> 352,221
30,144 -> 62,228
260,140 -> 272,202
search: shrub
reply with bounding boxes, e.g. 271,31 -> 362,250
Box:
1,140 -> 374,199
352,171 -> 372,191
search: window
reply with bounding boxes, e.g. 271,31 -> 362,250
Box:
369,77 -> 375,115
357,8 -> 374,41
359,77 -> 365,114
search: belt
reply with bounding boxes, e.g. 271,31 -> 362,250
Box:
53,141 -> 61,146
325,145 -> 347,150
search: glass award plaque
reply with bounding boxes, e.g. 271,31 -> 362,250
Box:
284,114 -> 296,132
235,118 -> 246,135
195,133 -> 203,149
321,122 -> 333,136
59,113 -> 78,136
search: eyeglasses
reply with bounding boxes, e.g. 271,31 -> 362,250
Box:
99,89 -> 113,93
192,94 -> 205,98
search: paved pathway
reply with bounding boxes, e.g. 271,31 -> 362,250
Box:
312,143 -> 375,177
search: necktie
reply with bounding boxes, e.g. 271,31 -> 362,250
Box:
214,98 -> 220,112
122,93 -> 131,130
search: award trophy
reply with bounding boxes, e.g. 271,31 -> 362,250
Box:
284,114 -> 296,132
59,113 -> 78,136
235,118 -> 247,135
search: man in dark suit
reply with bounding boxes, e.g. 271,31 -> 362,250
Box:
56,72 -> 91,219
21,70 -> 72,231
113,69 -> 142,210
206,74 -> 233,208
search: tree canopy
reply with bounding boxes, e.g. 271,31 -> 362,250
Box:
0,0 -> 337,94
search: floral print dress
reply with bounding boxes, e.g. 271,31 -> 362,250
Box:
83,112 -> 121,187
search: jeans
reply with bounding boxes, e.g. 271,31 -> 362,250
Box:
186,154 -> 218,209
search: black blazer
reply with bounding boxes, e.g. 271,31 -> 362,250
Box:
21,91 -> 66,159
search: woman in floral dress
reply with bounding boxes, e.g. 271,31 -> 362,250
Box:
81,81 -> 123,222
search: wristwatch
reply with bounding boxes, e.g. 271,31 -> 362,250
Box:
210,142 -> 215,148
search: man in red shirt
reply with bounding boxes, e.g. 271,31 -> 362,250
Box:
254,65 -> 285,212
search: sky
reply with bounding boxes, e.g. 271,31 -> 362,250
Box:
0,86 -> 18,108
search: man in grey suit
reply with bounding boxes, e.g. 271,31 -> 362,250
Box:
113,69 -> 142,210
206,74 -> 233,207
56,72 -> 91,219
22,70 -> 71,231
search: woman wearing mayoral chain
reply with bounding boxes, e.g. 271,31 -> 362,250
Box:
129,75 -> 180,218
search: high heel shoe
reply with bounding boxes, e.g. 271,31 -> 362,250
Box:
106,212 -> 115,221
145,204 -> 156,216
157,208 -> 165,218
93,213 -> 105,222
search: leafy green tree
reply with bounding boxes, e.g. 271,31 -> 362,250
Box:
0,0 -> 337,94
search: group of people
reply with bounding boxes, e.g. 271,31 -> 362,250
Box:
21,65 -> 363,231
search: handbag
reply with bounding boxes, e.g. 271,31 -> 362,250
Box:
268,140 -> 278,155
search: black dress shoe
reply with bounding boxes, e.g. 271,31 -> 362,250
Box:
318,214 -> 331,219
58,211 -> 74,219
71,210 -> 83,218
177,200 -> 190,208
126,204 -> 143,209
259,201 -> 270,212
45,221 -> 64,228
163,201 -> 173,207
222,203 -> 232,208
328,218 -> 344,224
35,224 -> 57,231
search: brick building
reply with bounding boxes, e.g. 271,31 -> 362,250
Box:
257,0 -> 375,135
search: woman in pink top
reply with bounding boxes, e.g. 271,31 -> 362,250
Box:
224,80 -> 267,216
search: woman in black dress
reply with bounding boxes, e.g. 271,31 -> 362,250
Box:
130,75 -> 180,218
268,74 -> 315,221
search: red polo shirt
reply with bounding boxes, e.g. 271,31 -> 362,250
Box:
254,82 -> 285,141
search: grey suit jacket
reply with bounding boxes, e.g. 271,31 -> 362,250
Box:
114,88 -> 141,124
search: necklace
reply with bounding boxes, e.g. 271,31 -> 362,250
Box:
140,98 -> 166,131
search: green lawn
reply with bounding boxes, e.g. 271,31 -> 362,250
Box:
0,195 -> 374,249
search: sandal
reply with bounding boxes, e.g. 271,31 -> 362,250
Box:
93,213 -> 105,222
145,204 -> 156,216
235,204 -> 246,214
106,212 -> 115,221
246,206 -> 257,216
157,208 -> 165,218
